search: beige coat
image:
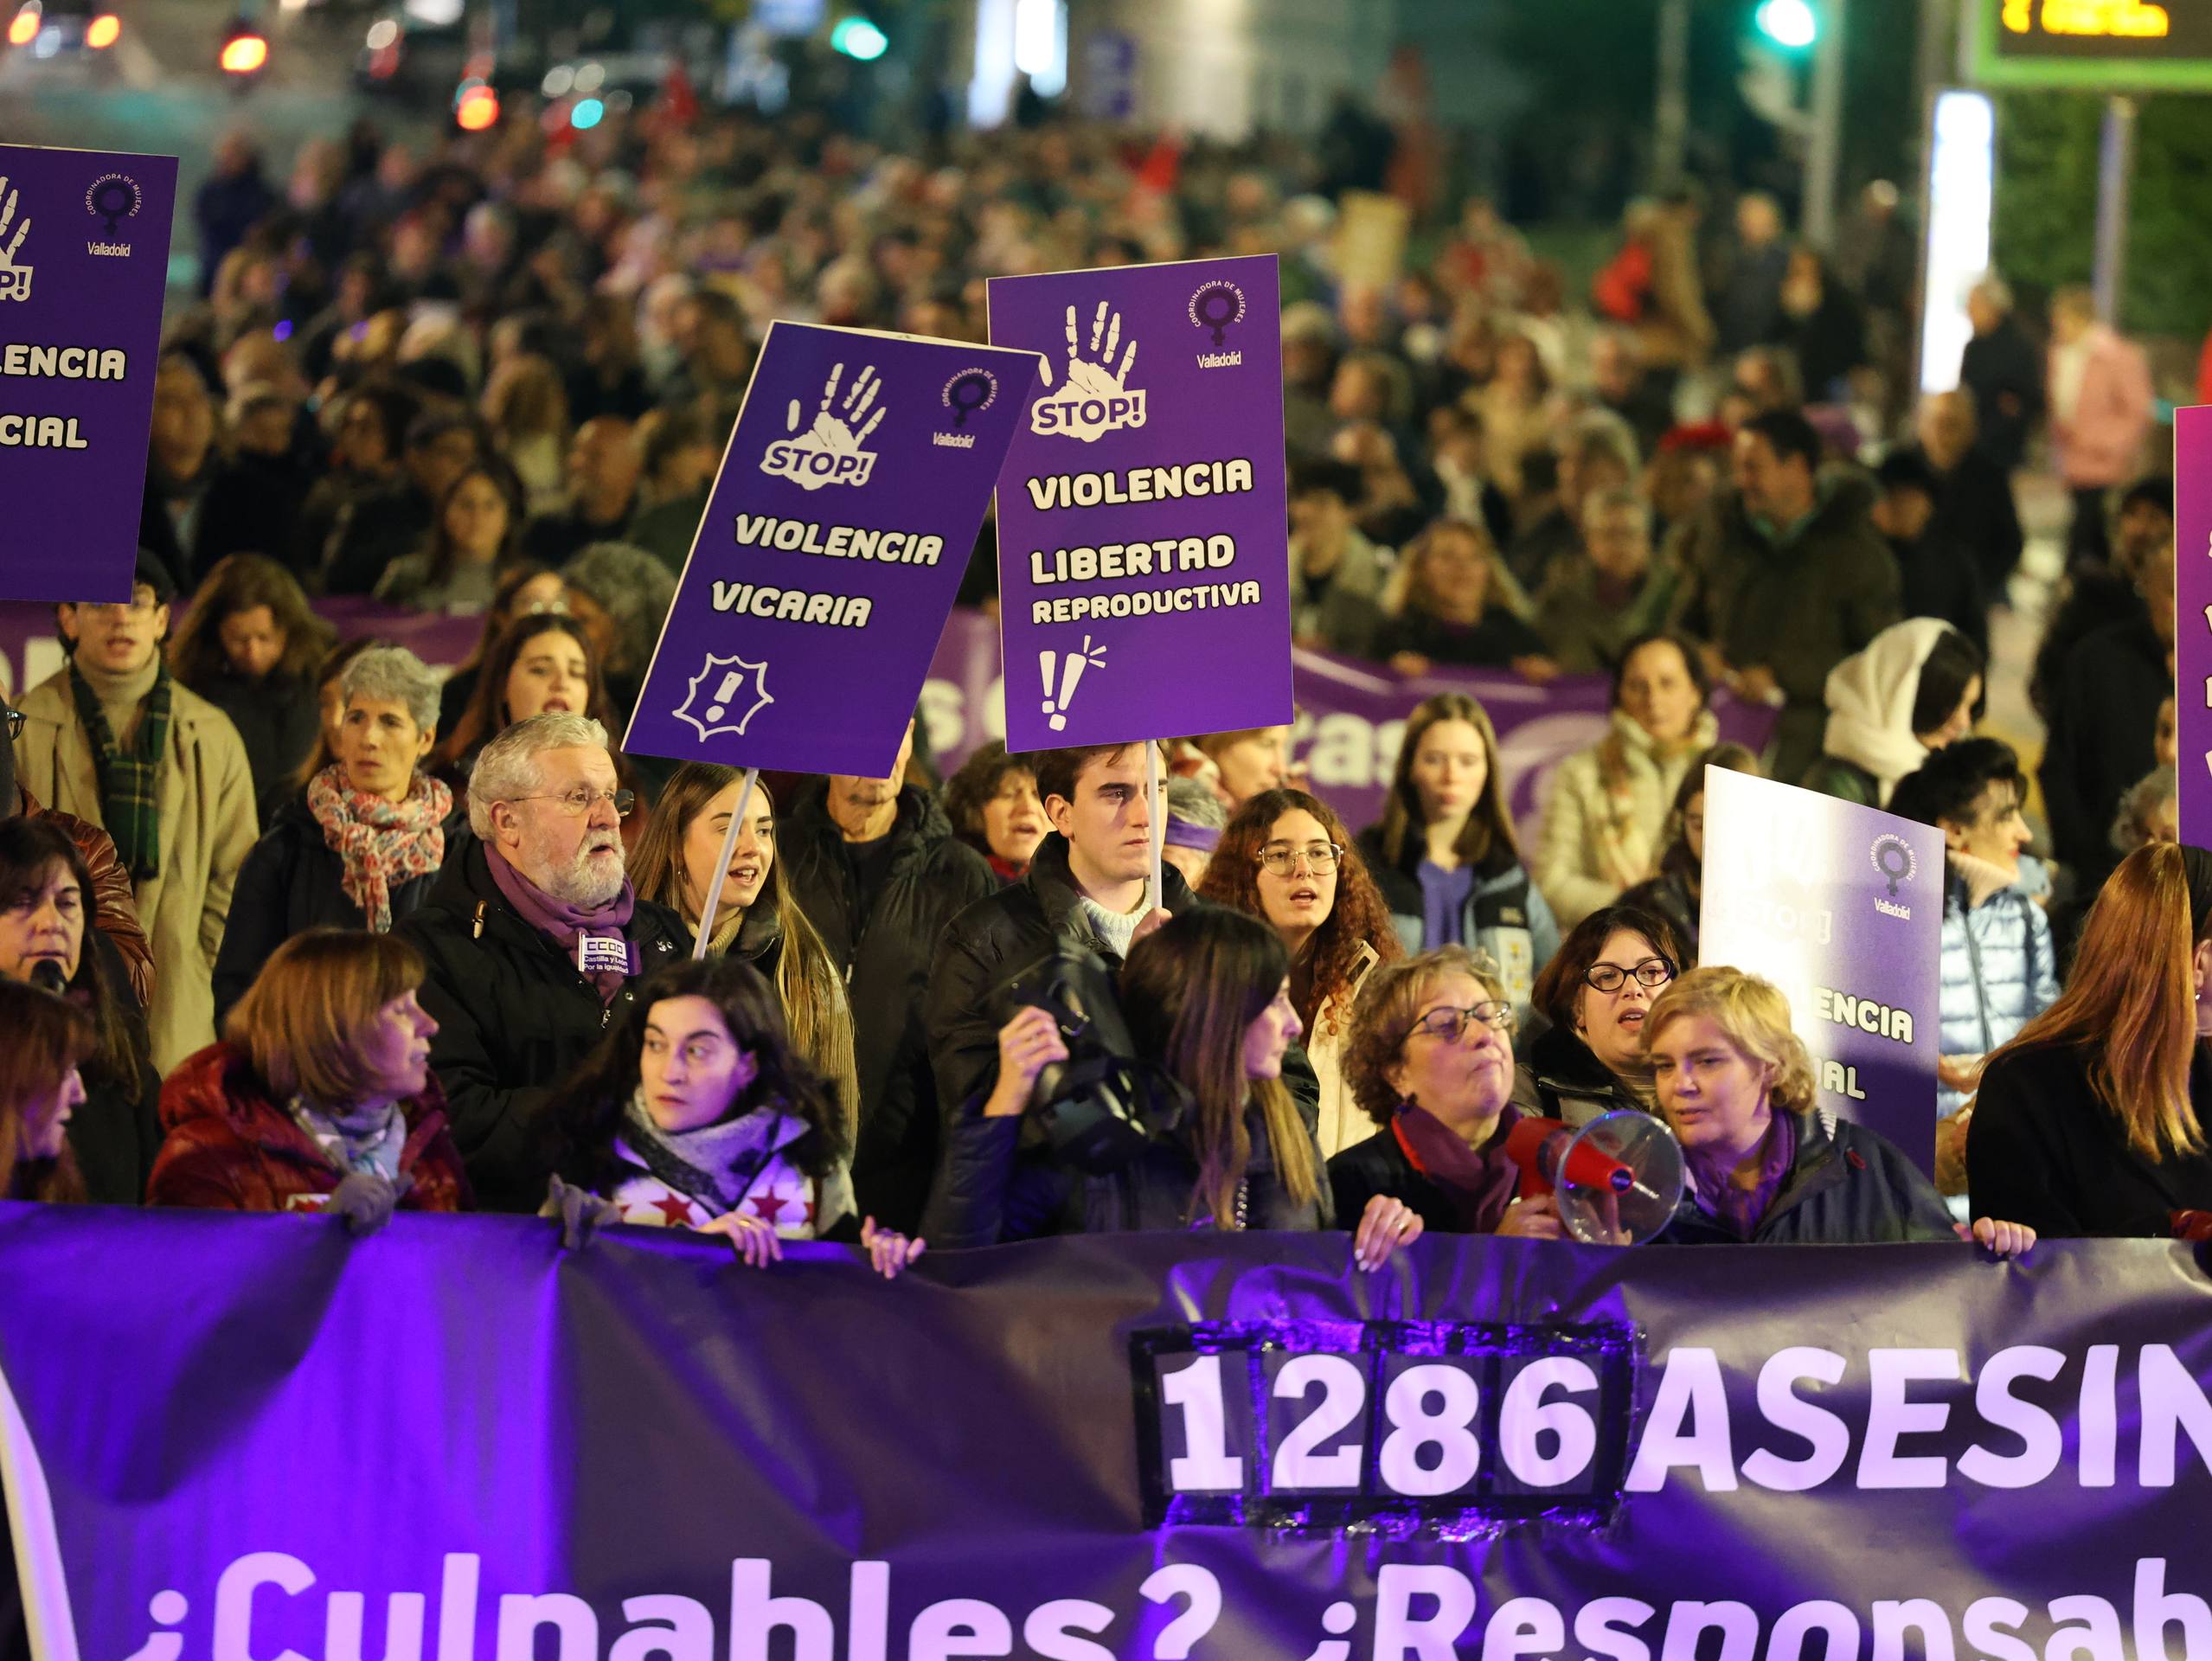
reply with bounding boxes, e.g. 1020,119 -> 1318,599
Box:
1533,709 -> 1718,930
14,672 -> 257,1072
1307,943 -> 1383,1160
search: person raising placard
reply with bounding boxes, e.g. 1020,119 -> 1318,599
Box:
1646,966 -> 2032,1252
1969,843 -> 2212,1238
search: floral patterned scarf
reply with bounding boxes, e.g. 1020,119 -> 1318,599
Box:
306,765 -> 452,933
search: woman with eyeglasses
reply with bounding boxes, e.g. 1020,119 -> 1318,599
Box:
213,646 -> 460,1025
1356,692 -> 1561,1020
627,764 -> 860,1128
1200,788 -> 1403,1157
1510,903 -> 1689,1126
1330,945 -> 1564,1239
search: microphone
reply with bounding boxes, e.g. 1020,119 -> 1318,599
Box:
27,960 -> 67,995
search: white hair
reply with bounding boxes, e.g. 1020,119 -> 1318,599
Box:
339,645 -> 442,737
468,712 -> 611,838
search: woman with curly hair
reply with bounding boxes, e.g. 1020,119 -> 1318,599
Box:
940,741 -> 1047,884
168,553 -> 336,827
535,956 -> 920,1276
1200,787 -> 1402,1157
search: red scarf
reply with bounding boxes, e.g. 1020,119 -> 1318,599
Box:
1391,1103 -> 1522,1234
306,766 -> 452,933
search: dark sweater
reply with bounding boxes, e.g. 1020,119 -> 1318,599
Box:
1968,1041 -> 2212,1238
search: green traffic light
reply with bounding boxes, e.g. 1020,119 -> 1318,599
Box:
1755,0 -> 1818,48
831,16 -> 888,60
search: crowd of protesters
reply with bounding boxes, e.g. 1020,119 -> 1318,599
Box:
0,86 -> 2197,1264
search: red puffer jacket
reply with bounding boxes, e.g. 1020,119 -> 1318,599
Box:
18,784 -> 155,1007
147,1043 -> 473,1213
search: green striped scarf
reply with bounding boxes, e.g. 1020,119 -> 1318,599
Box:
67,660 -> 170,882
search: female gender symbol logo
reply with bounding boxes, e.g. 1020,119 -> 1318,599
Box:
1869,836 -> 1917,897
941,369 -> 998,428
1188,281 -> 1246,348
85,176 -> 140,234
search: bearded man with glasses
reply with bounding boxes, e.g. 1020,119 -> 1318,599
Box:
397,712 -> 687,1211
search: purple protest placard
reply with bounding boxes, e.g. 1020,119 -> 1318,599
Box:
623,322 -> 1038,777
988,254 -> 1292,753
0,144 -> 176,603
1698,767 -> 1941,1174
2177,407 -> 2211,841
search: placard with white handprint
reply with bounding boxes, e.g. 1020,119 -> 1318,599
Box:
989,253 -> 1294,752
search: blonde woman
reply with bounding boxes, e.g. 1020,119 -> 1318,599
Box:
626,764 -> 859,1137
1372,519 -> 1557,682
1646,966 -> 2031,1252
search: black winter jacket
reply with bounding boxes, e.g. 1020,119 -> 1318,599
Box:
394,835 -> 689,1212
213,792 -> 459,1023
1657,1106 -> 1956,1245
779,781 -> 997,1232
926,831 -> 1199,1132
1328,1116 -> 1515,1238
1508,1023 -> 1652,1128
926,1074 -> 1331,1248
191,670 -> 321,832
1968,1041 -> 2212,1238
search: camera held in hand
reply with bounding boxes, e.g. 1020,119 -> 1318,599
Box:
993,943 -> 1183,1173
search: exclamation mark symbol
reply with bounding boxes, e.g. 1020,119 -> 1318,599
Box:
704,670 -> 741,724
1038,648 -> 1061,728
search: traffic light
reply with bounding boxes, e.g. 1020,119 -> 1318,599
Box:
1754,0 -> 1818,48
455,81 -> 500,131
830,15 -> 886,60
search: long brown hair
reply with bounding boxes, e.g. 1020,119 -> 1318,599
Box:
415,463 -> 523,592
626,764 -> 860,1138
0,981 -> 92,1202
1200,787 -> 1401,1038
170,553 -> 336,688
1120,909 -> 1320,1228
1986,843 -> 2209,1161
1382,518 -> 1499,623
1657,741 -> 1761,882
0,819 -> 144,1098
1374,692 -> 1519,871
437,614 -> 618,769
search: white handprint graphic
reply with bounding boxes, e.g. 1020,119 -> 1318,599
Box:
759,361 -> 886,491
0,178 -> 34,305
1029,300 -> 1145,443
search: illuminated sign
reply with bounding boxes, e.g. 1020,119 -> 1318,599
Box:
1972,0 -> 2212,85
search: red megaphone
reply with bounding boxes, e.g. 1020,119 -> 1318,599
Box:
1504,1116 -> 1637,1202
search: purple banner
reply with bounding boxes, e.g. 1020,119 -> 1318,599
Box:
920,611 -> 1777,850
3,1207 -> 2209,1657
988,254 -> 1293,752
0,144 -> 176,604
1698,767 -> 1942,1173
2177,407 -> 2211,842
624,321 -> 1038,777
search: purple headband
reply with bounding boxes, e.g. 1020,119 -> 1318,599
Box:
1163,818 -> 1221,853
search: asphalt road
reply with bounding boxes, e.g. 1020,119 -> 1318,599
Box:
2,0 -> 433,287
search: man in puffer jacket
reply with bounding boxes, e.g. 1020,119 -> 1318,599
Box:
1888,739 -> 2057,1128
